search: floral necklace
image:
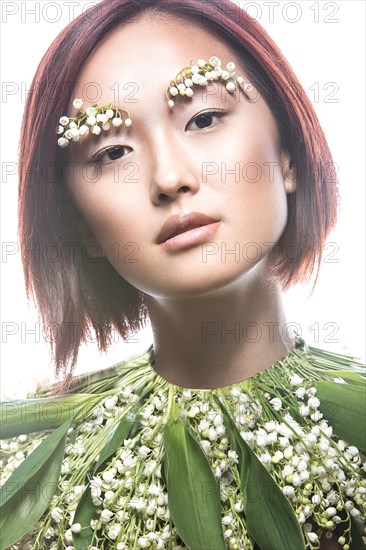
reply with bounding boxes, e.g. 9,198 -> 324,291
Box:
1,336 -> 365,550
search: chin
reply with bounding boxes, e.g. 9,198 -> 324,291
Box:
146,262 -> 262,300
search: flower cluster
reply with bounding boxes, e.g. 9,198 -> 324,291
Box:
178,389 -> 253,549
166,56 -> 253,107
225,377 -> 366,549
57,98 -> 132,148
0,433 -> 47,484
1,345 -> 366,550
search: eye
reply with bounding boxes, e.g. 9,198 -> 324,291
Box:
186,109 -> 227,131
86,145 -> 132,165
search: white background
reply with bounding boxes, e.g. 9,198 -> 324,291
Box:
1,0 -> 365,399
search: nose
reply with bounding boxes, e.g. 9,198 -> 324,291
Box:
149,129 -> 200,205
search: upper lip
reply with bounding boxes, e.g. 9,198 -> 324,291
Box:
156,211 -> 220,244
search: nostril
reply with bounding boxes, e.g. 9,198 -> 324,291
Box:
158,193 -> 169,202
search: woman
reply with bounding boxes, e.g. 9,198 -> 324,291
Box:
0,0 -> 365,549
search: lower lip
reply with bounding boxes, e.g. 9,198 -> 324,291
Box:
159,222 -> 221,251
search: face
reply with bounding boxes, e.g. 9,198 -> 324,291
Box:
65,13 -> 295,301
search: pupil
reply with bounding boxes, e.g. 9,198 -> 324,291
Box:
196,113 -> 212,129
107,146 -> 123,160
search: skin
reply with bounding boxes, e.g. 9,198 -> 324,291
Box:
66,12 -> 299,390
64,15 -> 344,547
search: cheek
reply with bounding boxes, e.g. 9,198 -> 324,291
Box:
66,185 -> 135,261
213,129 -> 289,240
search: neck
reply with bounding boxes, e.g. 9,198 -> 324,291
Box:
144,273 -> 296,389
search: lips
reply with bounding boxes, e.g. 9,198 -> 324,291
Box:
156,211 -> 220,244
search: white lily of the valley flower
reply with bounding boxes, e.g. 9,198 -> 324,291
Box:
233,498 -> 243,512
86,115 -> 96,126
108,524 -> 121,539
112,117 -> 123,127
209,56 -> 221,67
269,397 -> 282,411
283,486 -> 295,497
187,405 -> 200,418
65,528 -> 73,542
102,469 -> 116,483
72,98 -> 83,110
79,125 -> 89,136
138,445 -> 152,458
264,421 -> 277,432
290,374 -> 303,386
58,137 -> 69,148
51,506 -> 63,523
91,125 -> 101,135
272,450 -> 284,463
230,387 -> 241,398
104,396 -> 118,410
295,386 -> 306,399
278,436 -> 289,448
308,396 -> 320,409
304,433 -> 317,445
347,446 -> 359,457
96,113 -> 108,123
267,431 -> 277,444
104,490 -> 115,502
225,81 -> 236,92
299,404 -> 309,416
100,509 -> 113,523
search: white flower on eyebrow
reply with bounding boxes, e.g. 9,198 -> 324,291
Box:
73,98 -> 83,110
56,99 -> 132,148
57,56 -> 252,147
165,55 -> 253,108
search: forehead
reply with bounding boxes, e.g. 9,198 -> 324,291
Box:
71,14 -> 245,112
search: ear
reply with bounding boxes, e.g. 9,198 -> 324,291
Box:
76,218 -> 105,259
280,148 -> 297,194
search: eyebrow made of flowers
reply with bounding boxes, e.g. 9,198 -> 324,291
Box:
57,101 -> 132,149
57,56 -> 253,148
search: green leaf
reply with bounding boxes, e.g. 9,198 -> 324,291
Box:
0,394 -> 99,439
71,483 -> 101,550
163,407 -> 226,550
214,395 -> 305,550
72,405 -> 142,550
315,381 -> 366,451
0,420 -> 71,549
321,370 -> 366,386
93,406 -> 141,474
350,515 -> 365,549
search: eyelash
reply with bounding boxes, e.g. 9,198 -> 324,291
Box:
85,108 -> 227,165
